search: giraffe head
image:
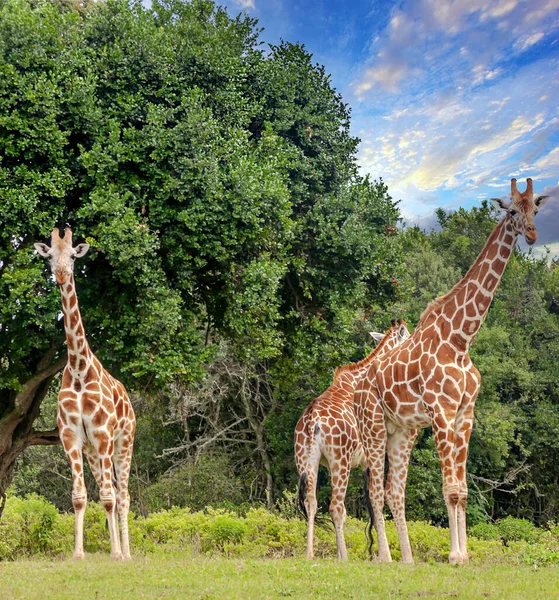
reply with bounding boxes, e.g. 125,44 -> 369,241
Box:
370,318 -> 410,347
34,227 -> 90,285
490,178 -> 549,246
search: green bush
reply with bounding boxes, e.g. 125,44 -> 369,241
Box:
498,516 -> 539,545
0,494 -> 72,559
2,495 -> 559,565
470,521 -> 501,541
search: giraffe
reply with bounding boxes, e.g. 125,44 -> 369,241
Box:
34,227 -> 136,560
294,319 -> 410,560
354,178 -> 549,565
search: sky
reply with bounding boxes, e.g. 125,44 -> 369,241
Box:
218,0 -> 559,257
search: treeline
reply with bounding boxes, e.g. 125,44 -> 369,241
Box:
1,0 -> 558,526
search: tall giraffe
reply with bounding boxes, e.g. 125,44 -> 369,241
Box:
354,178 -> 549,564
294,319 -> 410,560
34,228 -> 136,560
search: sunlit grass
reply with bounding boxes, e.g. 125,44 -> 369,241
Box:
2,553 -> 559,600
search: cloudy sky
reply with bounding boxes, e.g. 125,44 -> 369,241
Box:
220,0 -> 559,256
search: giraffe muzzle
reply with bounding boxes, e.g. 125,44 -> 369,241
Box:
525,228 -> 537,246
54,270 -> 69,284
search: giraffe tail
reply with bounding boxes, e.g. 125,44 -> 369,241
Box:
297,472 -> 309,520
362,467 -> 375,558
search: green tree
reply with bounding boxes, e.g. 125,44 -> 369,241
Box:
0,0 -> 402,510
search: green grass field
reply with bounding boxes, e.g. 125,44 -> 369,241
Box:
2,554 -> 559,600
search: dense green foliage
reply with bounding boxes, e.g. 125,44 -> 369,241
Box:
0,0 -> 400,501
3,494 -> 559,566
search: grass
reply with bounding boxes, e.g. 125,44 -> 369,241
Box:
2,554 -> 559,600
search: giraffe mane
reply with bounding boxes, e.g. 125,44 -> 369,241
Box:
417,218 -> 506,327
331,328 -> 395,384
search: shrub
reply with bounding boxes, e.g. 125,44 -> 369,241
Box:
1,495 -> 559,565
0,494 -> 72,559
498,516 -> 539,545
469,522 -> 501,541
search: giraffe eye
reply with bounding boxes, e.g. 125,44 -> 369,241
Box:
509,209 -> 517,216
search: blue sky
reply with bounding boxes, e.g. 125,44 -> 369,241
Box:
219,0 -> 559,255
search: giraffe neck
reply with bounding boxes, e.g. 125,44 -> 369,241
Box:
60,274 -> 92,373
332,331 -> 398,386
422,216 -> 517,350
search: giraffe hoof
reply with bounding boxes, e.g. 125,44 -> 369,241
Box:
449,552 -> 463,565
111,552 -> 124,561
377,553 -> 392,563
122,553 -> 132,561
73,551 -> 85,560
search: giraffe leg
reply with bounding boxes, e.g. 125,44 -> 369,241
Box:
93,432 -> 122,560
328,457 -> 351,561
60,427 -> 87,560
114,433 -> 134,560
355,384 -> 391,562
385,427 -> 418,564
429,399 -> 462,564
454,386 -> 477,565
303,456 -> 320,560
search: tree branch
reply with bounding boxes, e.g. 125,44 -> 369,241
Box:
24,429 -> 60,448
14,356 -> 66,412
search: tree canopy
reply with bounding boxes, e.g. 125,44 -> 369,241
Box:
0,0 -> 401,505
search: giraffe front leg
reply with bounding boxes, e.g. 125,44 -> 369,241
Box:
114,433 -> 134,560
455,395 -> 477,565
93,432 -> 122,560
386,427 -> 418,564
60,427 -> 87,560
430,406 -> 462,564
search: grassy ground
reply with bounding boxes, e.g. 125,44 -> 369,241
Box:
1,554 -> 559,600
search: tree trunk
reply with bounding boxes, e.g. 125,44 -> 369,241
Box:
0,348 -> 65,517
239,369 -> 275,509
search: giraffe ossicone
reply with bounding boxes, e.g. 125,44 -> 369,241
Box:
355,178 -> 550,565
35,227 -> 136,561
294,318 -> 410,560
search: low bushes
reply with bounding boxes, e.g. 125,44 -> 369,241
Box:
2,494 -> 559,565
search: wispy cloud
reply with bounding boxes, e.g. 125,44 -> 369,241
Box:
354,0 -> 557,98
233,0 -> 255,9
350,0 -> 558,229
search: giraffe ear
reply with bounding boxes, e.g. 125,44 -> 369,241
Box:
534,195 -> 549,208
34,243 -> 51,257
369,332 -> 384,343
73,243 -> 90,258
490,198 -> 511,212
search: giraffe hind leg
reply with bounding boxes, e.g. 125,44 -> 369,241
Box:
301,449 -> 321,560
328,456 -> 351,561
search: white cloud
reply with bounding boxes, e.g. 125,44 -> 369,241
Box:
352,0 -> 558,98
515,32 -> 545,51
233,0 -> 255,8
356,56 -> 558,218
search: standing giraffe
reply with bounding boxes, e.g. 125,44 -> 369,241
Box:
34,228 -> 136,560
355,178 -> 549,564
295,319 -> 410,560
